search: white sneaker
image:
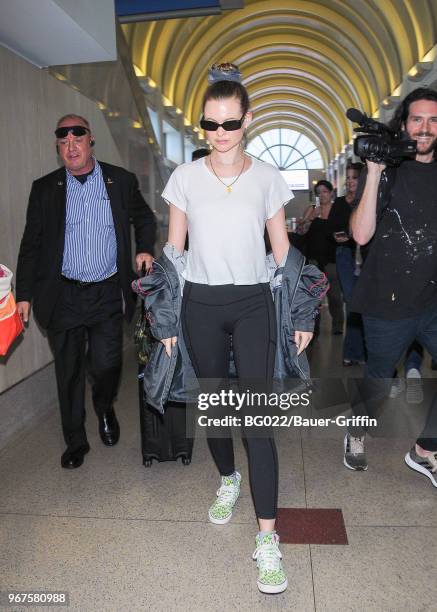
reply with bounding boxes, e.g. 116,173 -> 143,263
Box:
253,533 -> 288,594
406,368 -> 423,404
208,472 -> 241,524
389,377 -> 405,399
405,446 -> 437,487
343,434 -> 368,471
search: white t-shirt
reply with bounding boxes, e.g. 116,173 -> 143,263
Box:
162,156 -> 293,285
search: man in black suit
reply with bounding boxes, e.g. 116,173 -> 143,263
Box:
16,114 -> 156,469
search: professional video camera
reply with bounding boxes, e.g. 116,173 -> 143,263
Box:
346,108 -> 416,165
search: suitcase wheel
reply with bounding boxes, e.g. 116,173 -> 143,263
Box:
143,458 -> 153,467
182,456 -> 191,466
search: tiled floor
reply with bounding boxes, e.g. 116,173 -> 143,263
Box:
1,309 -> 436,611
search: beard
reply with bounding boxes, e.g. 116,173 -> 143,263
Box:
412,132 -> 437,156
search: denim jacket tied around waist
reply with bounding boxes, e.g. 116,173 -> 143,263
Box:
132,243 -> 328,414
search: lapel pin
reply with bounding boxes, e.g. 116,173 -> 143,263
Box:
106,178 -> 114,184
57,181 -> 64,186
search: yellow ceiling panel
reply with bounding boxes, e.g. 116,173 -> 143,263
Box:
243,65 -> 359,107
251,92 -> 349,142
184,34 -> 375,119
250,102 -> 340,152
123,0 -> 437,165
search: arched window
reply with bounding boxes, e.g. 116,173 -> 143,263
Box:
247,129 -> 323,169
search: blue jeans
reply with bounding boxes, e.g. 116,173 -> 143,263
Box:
336,246 -> 366,361
348,307 -> 437,450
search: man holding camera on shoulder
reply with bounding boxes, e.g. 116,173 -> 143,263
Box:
343,88 -> 437,486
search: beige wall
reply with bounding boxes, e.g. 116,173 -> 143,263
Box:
0,44 -> 128,393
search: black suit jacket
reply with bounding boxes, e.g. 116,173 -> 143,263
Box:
16,161 -> 156,328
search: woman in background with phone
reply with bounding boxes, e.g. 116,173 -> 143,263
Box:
327,162 -> 366,365
299,180 -> 344,335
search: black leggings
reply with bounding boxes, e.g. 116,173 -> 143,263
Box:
181,281 -> 278,519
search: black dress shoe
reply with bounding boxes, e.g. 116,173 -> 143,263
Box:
98,409 -> 120,446
61,443 -> 90,469
343,359 -> 366,367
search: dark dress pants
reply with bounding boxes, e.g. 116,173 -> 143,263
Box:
47,276 -> 123,450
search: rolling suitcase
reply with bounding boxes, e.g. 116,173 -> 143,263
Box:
135,297 -> 193,468
138,376 -> 193,467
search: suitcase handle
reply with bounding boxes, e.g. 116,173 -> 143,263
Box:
140,262 -> 153,319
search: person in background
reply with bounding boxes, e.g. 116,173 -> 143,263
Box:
328,163 -> 366,365
191,148 -> 210,161
299,180 -> 344,334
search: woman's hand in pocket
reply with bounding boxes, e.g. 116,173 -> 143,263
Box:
161,336 -> 177,357
294,330 -> 313,355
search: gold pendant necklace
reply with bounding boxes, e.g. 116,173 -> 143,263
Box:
209,155 -> 246,193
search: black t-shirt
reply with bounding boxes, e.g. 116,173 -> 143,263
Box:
305,217 -> 337,268
327,196 -> 356,250
351,159 -> 437,319
72,168 -> 95,184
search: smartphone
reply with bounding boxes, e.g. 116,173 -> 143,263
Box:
314,196 -> 320,207
334,231 -> 349,239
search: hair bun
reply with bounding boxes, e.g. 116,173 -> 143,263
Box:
208,62 -> 242,84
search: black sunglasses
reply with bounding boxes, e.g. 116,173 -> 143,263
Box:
55,125 -> 90,138
200,115 -> 245,132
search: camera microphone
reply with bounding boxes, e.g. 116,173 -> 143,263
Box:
346,108 -> 392,135
346,108 -> 366,124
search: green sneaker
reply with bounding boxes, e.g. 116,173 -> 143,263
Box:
208,472 -> 241,524
252,533 -> 288,594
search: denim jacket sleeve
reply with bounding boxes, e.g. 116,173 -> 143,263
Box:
292,263 -> 329,332
131,262 -> 178,341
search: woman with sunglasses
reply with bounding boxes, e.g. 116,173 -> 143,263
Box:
160,63 -> 312,594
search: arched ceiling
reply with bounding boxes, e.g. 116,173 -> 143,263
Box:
123,0 -> 437,165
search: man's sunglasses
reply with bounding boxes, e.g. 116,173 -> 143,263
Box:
55,125 -> 90,138
200,115 -> 245,132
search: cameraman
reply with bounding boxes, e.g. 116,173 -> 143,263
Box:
343,87 -> 437,486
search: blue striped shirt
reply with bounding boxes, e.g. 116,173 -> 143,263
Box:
62,160 -> 117,281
